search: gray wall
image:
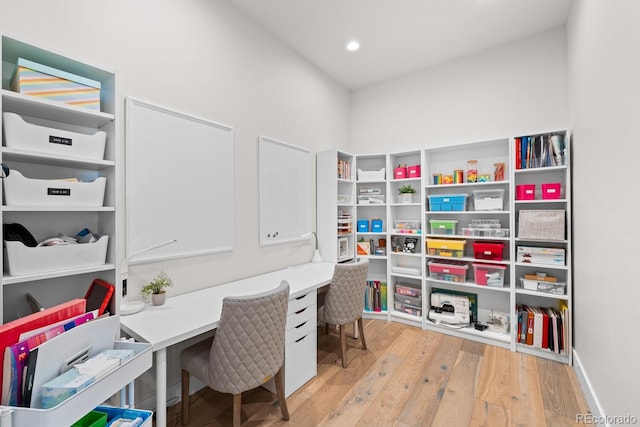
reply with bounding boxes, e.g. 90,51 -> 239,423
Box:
567,0 -> 639,419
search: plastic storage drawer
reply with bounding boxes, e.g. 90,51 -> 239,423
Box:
94,406 -> 152,426
4,235 -> 109,276
393,220 -> 421,233
473,263 -> 506,287
428,260 -> 468,283
426,238 -> 466,258
472,189 -> 505,211
472,241 -> 505,261
394,293 -> 421,307
395,283 -> 421,297
427,194 -> 468,211
3,170 -> 106,207
2,112 -> 107,160
394,301 -> 421,317
429,219 -> 458,235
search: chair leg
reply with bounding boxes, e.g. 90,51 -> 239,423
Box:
232,393 -> 242,427
357,317 -> 367,350
325,322 -> 329,335
339,324 -> 348,368
181,370 -> 190,425
274,366 -> 290,421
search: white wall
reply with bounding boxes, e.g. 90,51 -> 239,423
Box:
350,28 -> 568,152
567,0 -> 640,420
1,0 -> 349,406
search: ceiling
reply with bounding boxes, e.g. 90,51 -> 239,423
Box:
224,0 -> 574,90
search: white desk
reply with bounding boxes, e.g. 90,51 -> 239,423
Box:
120,262 -> 335,427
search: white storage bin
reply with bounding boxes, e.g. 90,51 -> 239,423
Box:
3,170 -> 106,207
472,189 -> 505,211
4,235 -> 109,276
357,168 -> 385,181
2,112 -> 107,160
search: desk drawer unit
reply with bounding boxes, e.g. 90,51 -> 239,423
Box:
265,290 -> 317,397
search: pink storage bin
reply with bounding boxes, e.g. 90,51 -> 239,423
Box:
542,182 -> 561,199
394,167 -> 408,179
407,165 -> 421,178
516,184 -> 536,200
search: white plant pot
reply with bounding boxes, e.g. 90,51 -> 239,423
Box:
152,292 -> 167,306
399,193 -> 413,204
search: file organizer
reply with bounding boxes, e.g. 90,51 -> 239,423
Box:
0,315 -> 152,426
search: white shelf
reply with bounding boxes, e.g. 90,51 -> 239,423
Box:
2,147 -> 114,169
2,205 -> 115,212
425,278 -> 511,293
2,264 -> 116,285
515,287 -> 569,300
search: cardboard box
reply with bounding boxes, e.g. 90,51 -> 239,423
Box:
11,58 -> 101,111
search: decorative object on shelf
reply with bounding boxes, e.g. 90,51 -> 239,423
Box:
397,184 -> 416,203
141,271 -> 174,306
494,162 -> 505,181
432,173 -> 442,185
402,237 -> 419,253
466,159 -> 478,183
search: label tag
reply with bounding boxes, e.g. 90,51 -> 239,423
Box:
49,135 -> 72,146
48,188 -> 71,196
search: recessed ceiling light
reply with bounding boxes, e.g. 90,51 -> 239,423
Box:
346,40 -> 360,52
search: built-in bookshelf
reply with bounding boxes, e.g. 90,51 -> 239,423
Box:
316,130 -> 572,364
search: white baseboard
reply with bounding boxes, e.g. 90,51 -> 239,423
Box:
573,349 -> 607,426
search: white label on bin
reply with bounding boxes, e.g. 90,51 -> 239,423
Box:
547,189 -> 556,193
526,189 -> 533,194
47,188 -> 71,196
443,268 -> 450,273
484,251 -> 491,255
49,135 -> 72,146
443,198 -> 450,202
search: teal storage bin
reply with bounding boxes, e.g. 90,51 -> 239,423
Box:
371,219 -> 383,232
95,406 -> 152,426
427,194 -> 468,211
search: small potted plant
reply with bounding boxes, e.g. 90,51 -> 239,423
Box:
398,185 -> 416,204
141,270 -> 174,306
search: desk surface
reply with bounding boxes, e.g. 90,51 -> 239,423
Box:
120,262 -> 335,351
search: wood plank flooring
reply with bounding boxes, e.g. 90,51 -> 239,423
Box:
165,319 -> 590,427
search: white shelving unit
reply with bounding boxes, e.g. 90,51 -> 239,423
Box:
316,150 -> 355,264
354,153 -> 389,319
512,130 -> 572,364
423,139 -> 512,350
0,36 -> 149,425
1,35 -> 119,321
317,132 -> 572,364
386,150 -> 423,328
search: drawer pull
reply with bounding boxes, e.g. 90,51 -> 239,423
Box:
295,334 -> 309,343
295,294 -> 307,300
294,321 -> 308,329
295,306 -> 308,315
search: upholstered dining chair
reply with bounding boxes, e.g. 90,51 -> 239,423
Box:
180,280 -> 290,426
317,259 -> 369,368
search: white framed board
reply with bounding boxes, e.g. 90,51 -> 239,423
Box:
259,136 -> 312,246
125,97 -> 234,262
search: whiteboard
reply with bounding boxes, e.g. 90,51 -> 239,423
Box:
125,98 -> 234,262
259,136 -> 312,246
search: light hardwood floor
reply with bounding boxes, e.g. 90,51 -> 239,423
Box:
165,319 -> 591,426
